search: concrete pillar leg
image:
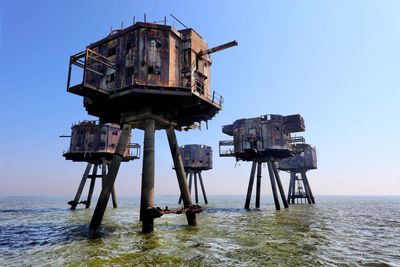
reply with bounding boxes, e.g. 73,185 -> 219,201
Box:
299,172 -> 311,204
292,173 -> 299,204
194,172 -> 199,204
267,160 -> 280,211
287,172 -> 294,204
198,172 -> 208,204
272,162 -> 289,209
89,124 -> 132,231
71,163 -> 92,210
86,164 -> 98,208
255,162 -> 262,208
301,172 -> 315,204
244,161 -> 257,209
178,172 -> 189,204
140,119 -> 155,233
166,126 -> 196,226
188,172 -> 193,194
105,164 -> 118,208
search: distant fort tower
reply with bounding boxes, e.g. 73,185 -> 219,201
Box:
219,114 -> 305,210
178,144 -> 213,204
277,143 -> 317,204
66,18 -> 237,233
63,121 -> 139,210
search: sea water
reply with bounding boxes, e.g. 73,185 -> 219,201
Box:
1,195 -> 399,266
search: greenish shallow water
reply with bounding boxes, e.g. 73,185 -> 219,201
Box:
1,195 -> 399,266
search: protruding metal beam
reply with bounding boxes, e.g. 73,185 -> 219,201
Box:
267,160 -> 280,211
89,124 -> 132,230
140,119 -> 156,233
166,126 -> 196,226
244,161 -> 257,209
70,163 -> 92,210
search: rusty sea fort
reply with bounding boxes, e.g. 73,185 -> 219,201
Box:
1,195 -> 400,266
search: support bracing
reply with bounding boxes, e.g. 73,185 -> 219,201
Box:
86,164 -> 98,208
178,171 -> 208,204
140,119 -> 155,233
267,160 -> 281,210
272,162 -> 289,208
166,126 -> 197,227
198,172 -> 208,204
89,124 -> 132,230
255,162 -> 262,208
287,171 -> 315,205
70,163 -> 92,210
244,160 -> 257,209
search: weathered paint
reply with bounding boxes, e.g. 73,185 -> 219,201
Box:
63,121 -> 140,162
179,144 -> 213,171
67,21 -> 237,128
277,144 -> 317,172
220,114 -> 305,161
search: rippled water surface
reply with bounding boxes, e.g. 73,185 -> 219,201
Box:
1,195 -> 399,266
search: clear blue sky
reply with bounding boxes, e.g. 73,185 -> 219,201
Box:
1,0 -> 399,197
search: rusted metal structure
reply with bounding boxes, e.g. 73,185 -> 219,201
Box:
278,144 -> 317,204
178,144 -> 212,204
219,114 -> 305,210
66,19 -> 237,233
63,121 -> 140,210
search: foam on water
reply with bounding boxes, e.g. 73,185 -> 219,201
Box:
0,195 -> 399,266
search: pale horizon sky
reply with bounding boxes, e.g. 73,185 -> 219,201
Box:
1,0 -> 399,198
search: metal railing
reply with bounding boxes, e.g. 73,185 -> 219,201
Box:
219,140 -> 235,157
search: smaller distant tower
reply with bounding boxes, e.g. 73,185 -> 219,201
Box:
219,114 -> 305,210
277,144 -> 317,204
63,121 -> 140,210
178,144 -> 212,204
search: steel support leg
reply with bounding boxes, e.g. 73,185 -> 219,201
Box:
255,162 -> 262,208
140,119 -> 155,233
198,172 -> 208,204
86,164 -> 98,208
244,161 -> 257,209
70,163 -> 92,210
267,160 -> 280,211
166,126 -> 196,226
89,124 -> 132,230
272,162 -> 289,208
